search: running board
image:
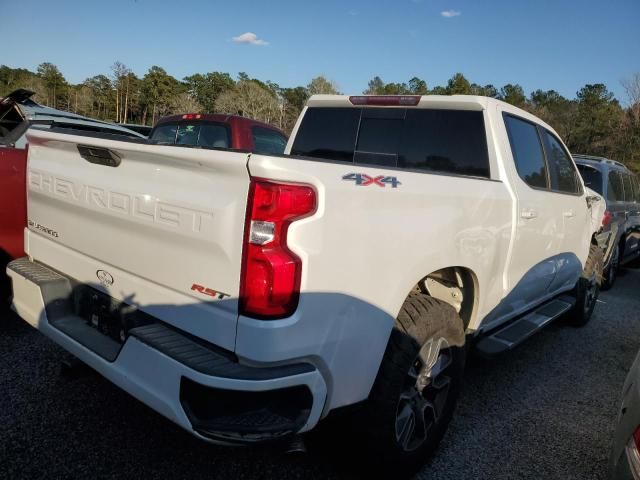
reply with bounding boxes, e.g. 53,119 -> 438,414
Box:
475,296 -> 576,357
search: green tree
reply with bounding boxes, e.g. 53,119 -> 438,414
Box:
139,66 -> 181,124
528,89 -> 576,142
408,77 -> 428,95
36,62 -> 67,108
307,75 -> 339,95
446,73 -> 472,95
572,84 -> 623,156
183,72 -> 235,113
364,76 -> 385,94
499,84 -> 526,108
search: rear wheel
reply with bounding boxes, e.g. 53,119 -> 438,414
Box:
568,244 -> 603,327
355,294 -> 466,473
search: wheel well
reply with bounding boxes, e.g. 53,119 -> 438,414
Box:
414,267 -> 477,329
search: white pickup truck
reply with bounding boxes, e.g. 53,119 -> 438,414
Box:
8,94 -> 604,470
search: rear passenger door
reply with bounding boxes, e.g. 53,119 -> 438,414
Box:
502,114 -> 563,307
539,129 -> 590,291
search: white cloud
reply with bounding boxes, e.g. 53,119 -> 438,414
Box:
232,32 -> 268,46
441,10 -> 461,17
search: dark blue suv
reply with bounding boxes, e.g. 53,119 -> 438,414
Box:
574,155 -> 640,289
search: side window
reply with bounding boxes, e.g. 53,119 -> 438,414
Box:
504,115 -> 548,188
576,164 -> 603,195
622,174 -> 633,202
607,171 -> 624,202
252,126 -> 287,155
542,130 -> 582,194
634,176 -> 640,202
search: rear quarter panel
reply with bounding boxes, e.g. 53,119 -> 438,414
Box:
238,154 -> 512,408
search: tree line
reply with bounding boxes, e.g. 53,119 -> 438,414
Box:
1,63 -> 638,172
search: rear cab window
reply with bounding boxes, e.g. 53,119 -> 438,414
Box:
251,126 -> 287,155
150,121 -> 230,149
291,107 -> 490,178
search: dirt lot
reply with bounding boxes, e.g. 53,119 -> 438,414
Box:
1,264 -> 639,479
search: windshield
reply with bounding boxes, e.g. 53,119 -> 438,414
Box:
150,121 -> 230,148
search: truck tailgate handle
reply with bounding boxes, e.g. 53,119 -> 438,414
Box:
521,209 -> 538,219
563,210 -> 576,218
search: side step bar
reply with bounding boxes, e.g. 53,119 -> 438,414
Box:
475,296 -> 576,357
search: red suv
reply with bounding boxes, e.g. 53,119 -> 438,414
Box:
149,113 -> 288,154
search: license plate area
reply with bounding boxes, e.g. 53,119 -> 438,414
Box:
74,285 -> 154,344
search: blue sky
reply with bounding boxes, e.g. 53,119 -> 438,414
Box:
2,0 -> 639,102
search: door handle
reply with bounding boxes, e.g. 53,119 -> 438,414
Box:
563,210 -> 576,218
521,209 -> 538,219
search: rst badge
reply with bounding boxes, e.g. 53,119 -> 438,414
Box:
342,173 -> 401,188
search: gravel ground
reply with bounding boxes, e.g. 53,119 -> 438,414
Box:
1,264 -> 639,480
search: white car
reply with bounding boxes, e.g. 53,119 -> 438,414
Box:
8,94 -> 604,471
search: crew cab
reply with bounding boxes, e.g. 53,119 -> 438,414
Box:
0,89 -> 142,304
8,95 -> 604,471
149,113 -> 288,154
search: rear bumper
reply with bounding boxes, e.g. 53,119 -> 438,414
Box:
7,257 -> 327,444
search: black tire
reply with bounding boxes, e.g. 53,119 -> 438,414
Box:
355,293 -> 466,474
567,244 -> 604,327
601,243 -> 620,291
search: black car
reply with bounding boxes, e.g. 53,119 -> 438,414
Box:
574,155 -> 640,289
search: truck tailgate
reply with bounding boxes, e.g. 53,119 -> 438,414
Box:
24,129 -> 250,350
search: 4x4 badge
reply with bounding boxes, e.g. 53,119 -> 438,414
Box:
342,173 -> 401,188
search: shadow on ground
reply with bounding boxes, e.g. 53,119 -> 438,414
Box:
1,264 -> 639,480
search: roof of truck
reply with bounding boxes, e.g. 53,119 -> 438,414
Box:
306,94 -> 559,139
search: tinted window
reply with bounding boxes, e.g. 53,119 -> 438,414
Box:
634,176 -> 640,202
150,121 -> 230,148
400,109 -> 489,177
577,164 -> 603,195
252,126 -> 287,155
150,123 -> 178,144
542,131 -> 581,194
622,174 -> 633,202
608,171 -> 624,202
291,107 -> 490,178
504,115 -> 548,188
291,108 -> 360,162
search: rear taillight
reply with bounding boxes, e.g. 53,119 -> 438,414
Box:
240,179 -> 317,319
348,95 -> 421,106
602,210 -> 614,227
